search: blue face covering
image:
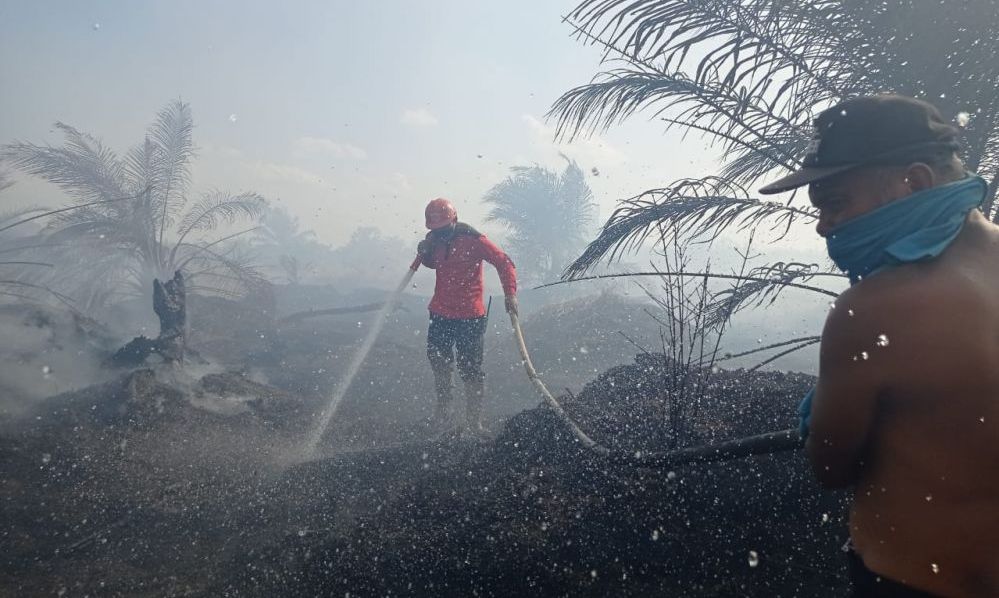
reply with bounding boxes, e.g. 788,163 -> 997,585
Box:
799,174 -> 988,439
825,175 -> 988,284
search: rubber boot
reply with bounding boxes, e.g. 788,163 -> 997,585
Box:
464,378 -> 488,438
431,363 -> 456,433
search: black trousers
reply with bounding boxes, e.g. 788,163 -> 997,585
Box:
427,314 -> 487,390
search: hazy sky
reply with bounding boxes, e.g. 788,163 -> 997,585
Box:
0,1 -> 836,370
0,1 -> 738,243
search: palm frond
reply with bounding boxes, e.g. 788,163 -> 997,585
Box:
718,130 -> 809,187
568,0 -> 851,102
0,261 -> 54,268
562,177 -> 815,279
151,100 -> 195,250
0,190 -> 147,236
549,67 -> 804,173
0,279 -> 79,310
0,169 -> 13,194
0,206 -> 45,231
704,261 -> 846,327
23,239 -> 140,309
549,0 -> 872,184
124,137 -> 159,193
0,242 -> 66,257
174,241 -> 269,300
537,270 -> 839,298
2,123 -> 128,207
174,226 -> 260,271
174,191 -> 265,247
709,334 -> 822,365
748,337 -> 821,371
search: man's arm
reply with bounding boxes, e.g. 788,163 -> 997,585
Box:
475,235 -> 517,300
806,296 -> 884,488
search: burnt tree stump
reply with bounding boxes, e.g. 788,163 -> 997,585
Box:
153,271 -> 186,362
110,271 -> 190,367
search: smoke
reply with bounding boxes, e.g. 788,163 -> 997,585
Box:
0,305 -> 113,417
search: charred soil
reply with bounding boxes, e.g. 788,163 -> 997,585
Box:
2,353 -> 849,597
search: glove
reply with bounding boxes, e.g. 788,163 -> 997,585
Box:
504,295 -> 518,316
417,239 -> 432,259
798,387 -> 815,440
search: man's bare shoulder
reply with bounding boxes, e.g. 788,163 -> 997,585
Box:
838,257 -> 974,322
829,268 -> 924,332
822,262 -> 966,371
829,241 -> 999,382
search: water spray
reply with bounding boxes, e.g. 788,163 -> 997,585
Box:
303,257 -> 422,457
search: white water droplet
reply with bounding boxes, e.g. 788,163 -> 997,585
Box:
829,301 -> 836,310
860,351 -> 869,361
847,309 -> 855,317
931,563 -> 940,574
297,529 -> 307,537
228,113 -> 239,123
41,453 -> 51,464
579,346 -> 589,354
666,471 -> 677,481
979,416 -> 986,423
875,334 -> 889,347
748,550 -> 759,567
92,23 -> 101,31
651,529 -> 660,541
956,111 -> 971,127
821,513 -> 829,523
41,365 -> 51,375
925,494 -> 933,502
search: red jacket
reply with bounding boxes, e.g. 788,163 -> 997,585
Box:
420,225 -> 517,319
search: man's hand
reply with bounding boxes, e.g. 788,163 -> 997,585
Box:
417,239 -> 432,259
504,295 -> 518,316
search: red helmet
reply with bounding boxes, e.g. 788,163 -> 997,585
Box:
425,197 -> 457,230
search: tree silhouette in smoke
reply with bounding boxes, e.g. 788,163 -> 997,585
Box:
3,100 -> 268,314
483,157 -> 597,286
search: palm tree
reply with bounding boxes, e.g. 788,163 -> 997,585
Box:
253,204 -> 327,285
483,157 -> 598,285
547,0 -> 999,332
3,100 -> 267,314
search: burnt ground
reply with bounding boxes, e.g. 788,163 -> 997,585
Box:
1,293 -> 850,597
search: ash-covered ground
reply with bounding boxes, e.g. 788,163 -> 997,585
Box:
1,291 -> 848,597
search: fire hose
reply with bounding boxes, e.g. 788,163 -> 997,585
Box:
507,309 -> 803,467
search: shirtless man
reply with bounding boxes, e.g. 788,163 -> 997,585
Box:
759,95 -> 999,597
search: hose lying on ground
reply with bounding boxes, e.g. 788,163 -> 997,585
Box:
508,311 -> 804,467
278,302 -> 402,325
